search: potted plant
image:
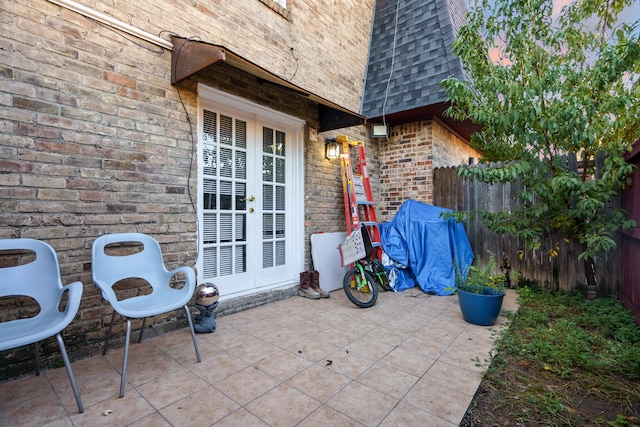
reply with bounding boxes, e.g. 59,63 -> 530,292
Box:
455,254 -> 507,326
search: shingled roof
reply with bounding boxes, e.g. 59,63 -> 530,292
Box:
361,0 -> 477,140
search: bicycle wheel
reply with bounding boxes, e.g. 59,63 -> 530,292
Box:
369,259 -> 391,291
343,267 -> 378,308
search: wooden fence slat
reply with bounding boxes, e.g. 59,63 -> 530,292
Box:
434,165 -> 622,296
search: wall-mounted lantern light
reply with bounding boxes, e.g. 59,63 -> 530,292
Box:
325,139 -> 340,160
371,123 -> 390,138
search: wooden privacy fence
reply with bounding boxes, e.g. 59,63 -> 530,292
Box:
433,166 -> 623,296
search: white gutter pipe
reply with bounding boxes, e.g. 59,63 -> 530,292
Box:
47,0 -> 173,50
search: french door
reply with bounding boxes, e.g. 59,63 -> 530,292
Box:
197,86 -> 304,299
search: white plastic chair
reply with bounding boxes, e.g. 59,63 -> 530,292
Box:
91,233 -> 201,397
0,238 -> 84,413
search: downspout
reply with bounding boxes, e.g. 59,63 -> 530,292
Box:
47,0 -> 173,50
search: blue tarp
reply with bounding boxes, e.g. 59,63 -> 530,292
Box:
379,200 -> 474,295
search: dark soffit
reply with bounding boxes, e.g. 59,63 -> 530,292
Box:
170,36 -> 364,132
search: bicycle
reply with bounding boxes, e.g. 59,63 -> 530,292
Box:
339,225 -> 389,308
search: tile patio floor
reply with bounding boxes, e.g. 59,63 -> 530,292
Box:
0,288 -> 518,427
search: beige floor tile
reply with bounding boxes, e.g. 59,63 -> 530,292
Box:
422,360 -> 483,397
163,339 -> 221,365
379,346 -> 436,377
203,326 -> 254,350
38,417 -> 74,427
127,412 -> 173,427
326,381 -> 398,426
189,351 -> 249,384
136,368 -> 208,409
287,363 -> 351,402
254,349 -> 312,381
54,365 -> 126,411
226,337 -> 282,365
0,373 -> 53,409
357,362 -> 419,400
438,344 -> 488,373
123,355 -> 184,387
296,404 -> 364,427
260,326 -> 310,349
345,334 -> 395,360
160,387 -> 239,427
379,401 -> 457,427
44,355 -> 114,387
313,327 -> 358,348
214,366 -> 280,405
213,408 -> 270,426
364,325 -> 411,347
0,392 -> 69,427
324,347 -> 376,379
148,328 -> 197,349
287,336 -> 340,363
245,383 -> 321,426
69,390 -> 156,426
2,289 -> 517,427
238,317 -> 283,338
403,377 -> 473,424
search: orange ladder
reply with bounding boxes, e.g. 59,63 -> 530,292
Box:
337,135 -> 382,260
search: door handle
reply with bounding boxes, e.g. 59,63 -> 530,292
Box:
248,195 -> 255,202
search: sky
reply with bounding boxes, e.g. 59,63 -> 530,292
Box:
481,0 -> 640,63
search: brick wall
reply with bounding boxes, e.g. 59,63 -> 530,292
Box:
377,119 -> 479,222
0,0 -> 374,378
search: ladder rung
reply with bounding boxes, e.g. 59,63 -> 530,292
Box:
362,221 -> 378,227
356,200 -> 373,205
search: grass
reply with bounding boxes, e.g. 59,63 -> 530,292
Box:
461,286 -> 640,426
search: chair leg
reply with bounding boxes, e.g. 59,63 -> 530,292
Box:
119,318 -> 132,398
56,334 -> 85,413
103,311 -> 117,355
137,318 -> 147,343
34,341 -> 41,376
184,305 -> 201,363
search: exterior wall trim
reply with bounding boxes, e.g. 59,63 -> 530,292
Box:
47,0 -> 173,49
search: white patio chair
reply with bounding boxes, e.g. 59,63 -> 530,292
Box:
0,238 -> 84,413
91,233 -> 201,397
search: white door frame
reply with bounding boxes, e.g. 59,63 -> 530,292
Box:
196,84 -> 305,301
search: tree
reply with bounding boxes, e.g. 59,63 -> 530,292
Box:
441,0 -> 640,294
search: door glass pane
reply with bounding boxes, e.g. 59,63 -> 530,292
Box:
236,182 -> 246,210
203,247 -> 216,277
263,213 -> 273,238
220,246 -> 232,276
263,242 -> 273,268
203,144 -> 217,176
220,115 -> 232,145
263,155 -> 273,182
276,213 -> 285,237
276,158 -> 285,183
236,150 -> 246,180
275,130 -> 285,156
275,186 -> 284,210
261,126 -> 286,271
276,241 -> 285,266
204,179 -> 216,209
220,181 -> 232,210
201,109 -> 249,281
263,184 -> 273,210
220,213 -> 232,242
236,214 -> 246,242
221,148 -> 232,178
203,213 -> 216,244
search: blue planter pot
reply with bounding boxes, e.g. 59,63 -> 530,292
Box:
457,287 -> 505,326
